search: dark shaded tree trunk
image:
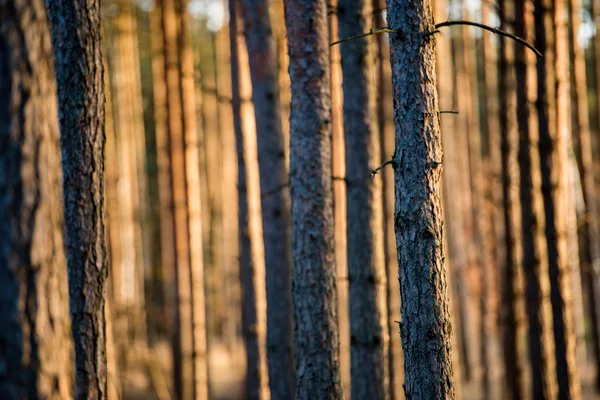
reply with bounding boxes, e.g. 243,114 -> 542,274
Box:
283,0 -> 343,398
0,1 -> 74,397
338,1 -> 389,398
238,0 -> 295,397
376,1 -> 404,398
384,0 -> 455,398
230,0 -> 270,398
45,0 -> 107,397
514,1 -> 557,398
534,0 -> 581,398
498,0 -> 526,398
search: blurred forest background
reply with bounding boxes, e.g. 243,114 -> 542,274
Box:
99,0 -> 600,398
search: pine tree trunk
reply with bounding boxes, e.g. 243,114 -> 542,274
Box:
238,1 -> 295,397
384,1 -> 455,398
230,1 -> 270,398
283,0 -> 343,397
338,1 -> 389,398
498,0 -> 526,397
514,1 -> 557,398
0,1 -> 74,397
376,2 -> 404,398
569,0 -> 600,372
45,0 -> 107,397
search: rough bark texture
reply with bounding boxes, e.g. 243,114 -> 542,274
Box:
385,1 -> 455,398
376,1 -> 404,397
338,0 -> 389,398
534,0 -> 581,398
498,0 -> 526,397
230,0 -> 270,398
45,0 -> 107,398
283,0 -> 343,398
238,1 -> 295,397
0,1 -> 74,397
514,1 -> 557,398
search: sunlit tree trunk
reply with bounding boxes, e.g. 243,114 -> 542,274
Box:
230,0 -> 270,398
498,0 -> 527,398
328,2 -> 351,396
46,0 -> 107,396
238,1 -> 295,397
514,1 -> 557,398
385,0 -> 455,397
284,0 -> 344,397
0,1 -> 74,397
568,0 -> 599,372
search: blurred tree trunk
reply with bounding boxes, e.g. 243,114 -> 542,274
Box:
338,0 -> 389,398
328,2 -> 351,396
567,0 -> 592,376
433,0 -> 462,397
498,0 -> 527,398
450,6 -> 478,382
238,1 -> 295,397
534,0 -> 581,398
45,0 -> 107,397
111,0 -> 149,360
568,0 -> 600,387
385,0 -> 455,398
284,0 -> 344,398
0,1 -> 74,397
376,1 -> 404,398
514,1 -> 557,398
230,0 -> 270,398
151,0 -> 208,397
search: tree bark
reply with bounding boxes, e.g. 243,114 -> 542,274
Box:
384,1 -> 455,398
376,1 -> 404,398
238,1 -> 295,397
338,1 -> 389,398
230,1 -> 270,398
283,0 -> 343,397
498,0 -> 526,398
0,1 -> 74,397
534,0 -> 581,398
45,0 -> 107,397
514,1 -> 557,398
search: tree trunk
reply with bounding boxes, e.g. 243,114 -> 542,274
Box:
283,0 -> 343,398
328,3 -> 351,396
514,1 -> 557,398
385,1 -> 455,398
238,1 -> 295,397
230,0 -> 270,398
534,0 -> 582,398
498,0 -> 526,398
0,1 -> 74,397
45,0 -> 107,397
338,1 -> 389,398
376,1 -> 404,398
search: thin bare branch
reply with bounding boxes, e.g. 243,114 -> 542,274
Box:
371,159 -> 394,177
330,27 -> 397,47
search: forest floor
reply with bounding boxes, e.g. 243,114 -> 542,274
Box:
122,342 -> 600,400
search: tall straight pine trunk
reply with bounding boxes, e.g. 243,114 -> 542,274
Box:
0,0 -> 74,397
230,0 -> 270,397
283,0 -> 343,398
535,0 -> 581,397
238,0 -> 295,397
338,1 -> 389,398
45,0 -> 107,397
498,0 -> 527,397
385,1 -> 455,398
515,1 -> 557,398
